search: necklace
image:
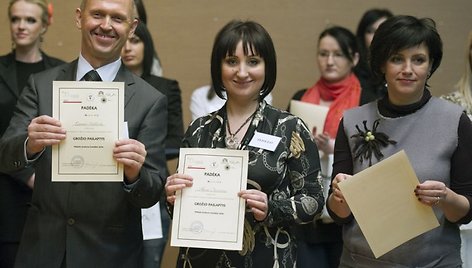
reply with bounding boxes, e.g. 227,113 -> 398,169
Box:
225,110 -> 256,149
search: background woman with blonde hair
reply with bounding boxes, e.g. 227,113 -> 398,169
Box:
442,32 -> 472,116
0,0 -> 63,266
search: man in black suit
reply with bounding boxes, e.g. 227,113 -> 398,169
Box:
0,0 -> 167,267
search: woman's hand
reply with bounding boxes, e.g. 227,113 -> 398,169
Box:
314,133 -> 335,155
414,180 -> 469,222
239,189 -> 268,221
165,173 -> 193,205
327,173 -> 352,218
330,173 -> 350,203
414,180 -> 447,207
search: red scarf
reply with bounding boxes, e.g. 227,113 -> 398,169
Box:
300,73 -> 361,138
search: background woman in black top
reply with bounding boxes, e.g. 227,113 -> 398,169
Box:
0,0 -> 64,267
354,8 -> 393,99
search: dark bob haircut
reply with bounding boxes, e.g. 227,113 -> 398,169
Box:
319,26 -> 358,64
211,20 -> 276,101
369,15 -> 443,84
132,22 -> 156,77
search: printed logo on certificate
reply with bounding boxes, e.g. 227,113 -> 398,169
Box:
51,81 -> 124,182
171,148 -> 248,250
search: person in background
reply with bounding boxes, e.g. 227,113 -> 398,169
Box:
190,84 -> 273,120
0,0 -> 167,266
165,20 -> 324,267
122,22 -> 183,160
132,0 -> 163,77
440,30 -> 472,268
328,15 -> 472,267
133,0 -> 147,24
289,26 -> 374,268
121,21 -> 183,268
354,8 -> 393,99
0,0 -> 64,267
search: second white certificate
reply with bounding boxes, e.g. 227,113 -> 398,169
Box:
171,148 -> 248,250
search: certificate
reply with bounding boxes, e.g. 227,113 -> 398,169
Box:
171,148 -> 248,250
51,81 -> 124,182
338,150 -> 439,258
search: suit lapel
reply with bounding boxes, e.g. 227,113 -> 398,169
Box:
56,60 -> 78,81
114,64 -> 136,108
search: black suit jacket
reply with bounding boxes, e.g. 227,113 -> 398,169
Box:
141,74 -> 183,160
0,52 -> 64,243
0,60 -> 167,268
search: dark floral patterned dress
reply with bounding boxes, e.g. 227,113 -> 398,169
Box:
174,101 -> 324,268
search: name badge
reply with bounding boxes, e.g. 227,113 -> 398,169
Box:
248,131 -> 281,152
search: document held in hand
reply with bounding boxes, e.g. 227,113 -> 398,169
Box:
338,150 -> 439,258
171,148 -> 248,250
51,81 -> 124,182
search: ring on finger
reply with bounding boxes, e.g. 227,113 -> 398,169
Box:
433,196 -> 440,205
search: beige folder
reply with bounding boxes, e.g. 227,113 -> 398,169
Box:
338,150 -> 439,258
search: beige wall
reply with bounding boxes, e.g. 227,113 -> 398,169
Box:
1,1 -> 471,128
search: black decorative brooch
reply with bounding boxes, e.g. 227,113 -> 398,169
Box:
351,119 -> 397,166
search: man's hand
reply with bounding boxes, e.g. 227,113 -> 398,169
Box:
113,139 -> 147,183
27,115 -> 66,157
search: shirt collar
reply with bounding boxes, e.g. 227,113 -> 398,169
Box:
76,54 -> 122,82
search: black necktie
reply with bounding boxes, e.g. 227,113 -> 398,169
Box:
81,70 -> 102,81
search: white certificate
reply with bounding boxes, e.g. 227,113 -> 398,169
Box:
171,148 -> 248,250
51,81 -> 124,182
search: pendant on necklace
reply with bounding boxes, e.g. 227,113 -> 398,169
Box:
225,135 -> 239,149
